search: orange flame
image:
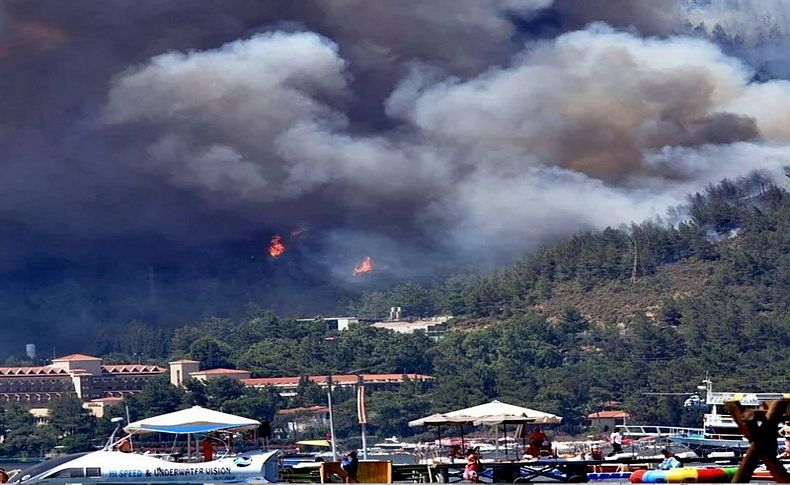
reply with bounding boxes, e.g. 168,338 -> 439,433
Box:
268,235 -> 286,258
353,256 -> 374,276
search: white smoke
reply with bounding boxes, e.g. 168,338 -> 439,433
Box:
681,0 -> 790,46
102,23 -> 790,267
104,31 -> 350,206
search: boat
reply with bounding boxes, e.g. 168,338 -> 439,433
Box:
472,442 -> 499,453
7,406 -> 279,484
370,436 -> 419,453
280,440 -> 337,470
666,379 -> 789,457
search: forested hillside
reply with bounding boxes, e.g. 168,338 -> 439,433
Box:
348,173 -> 786,323
2,174 -> 788,455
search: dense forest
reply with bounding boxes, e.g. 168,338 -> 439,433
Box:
2,173 -> 788,456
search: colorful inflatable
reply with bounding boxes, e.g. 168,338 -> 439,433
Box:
629,466 -> 736,483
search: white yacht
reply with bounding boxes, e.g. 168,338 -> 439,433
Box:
370,436 -> 419,452
667,380 -> 789,457
7,406 -> 279,484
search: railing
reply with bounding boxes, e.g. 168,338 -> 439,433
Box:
620,425 -> 704,438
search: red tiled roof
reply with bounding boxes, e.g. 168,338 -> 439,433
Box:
241,373 -> 434,387
192,368 -> 250,375
242,377 -> 300,386
101,365 -> 166,374
309,373 -> 434,384
169,359 -> 200,364
277,405 -> 329,415
363,373 -> 434,382
588,410 -> 631,419
0,366 -> 70,376
52,354 -> 101,361
88,397 -> 125,404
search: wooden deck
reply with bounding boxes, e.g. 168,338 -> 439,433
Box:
280,456 -> 745,483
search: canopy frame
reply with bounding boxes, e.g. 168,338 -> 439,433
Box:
124,405 -> 261,435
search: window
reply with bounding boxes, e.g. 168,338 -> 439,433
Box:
46,468 -> 85,479
86,468 -> 101,477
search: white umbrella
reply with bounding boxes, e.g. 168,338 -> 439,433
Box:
409,400 -> 562,460
124,405 -> 260,434
408,413 -> 476,427
474,413 -> 562,425
409,400 -> 562,427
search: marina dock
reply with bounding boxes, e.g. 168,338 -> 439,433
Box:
280,456 -> 747,483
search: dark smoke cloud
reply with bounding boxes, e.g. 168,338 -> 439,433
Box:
98,22 -> 790,257
549,0 -> 682,36
1,1 -> 790,355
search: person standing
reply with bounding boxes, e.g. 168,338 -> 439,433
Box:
527,427 -> 548,457
341,451 -> 359,483
462,449 -> 481,483
608,427 -> 623,456
201,437 -> 214,462
657,449 -> 681,470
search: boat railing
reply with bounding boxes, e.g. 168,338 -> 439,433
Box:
620,425 -> 704,438
4,469 -> 22,483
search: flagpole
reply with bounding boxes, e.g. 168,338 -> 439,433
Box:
361,422 -> 368,460
327,374 -> 337,461
357,376 -> 368,460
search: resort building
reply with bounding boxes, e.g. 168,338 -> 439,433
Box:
188,368 -> 252,382
296,310 -> 452,340
241,373 -> 435,397
168,360 -> 253,387
1,354 -> 435,417
371,315 -> 451,340
296,316 -> 377,333
168,360 -> 435,397
587,410 -> 631,431
274,405 -> 330,438
0,353 -> 166,406
83,396 -> 125,418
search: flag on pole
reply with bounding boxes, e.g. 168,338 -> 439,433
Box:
357,385 -> 367,424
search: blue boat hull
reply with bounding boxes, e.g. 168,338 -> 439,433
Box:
669,435 -> 781,457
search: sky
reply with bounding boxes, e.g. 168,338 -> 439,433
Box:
2,0 -> 790,354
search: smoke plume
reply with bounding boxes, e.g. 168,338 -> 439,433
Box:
1,1 -> 790,353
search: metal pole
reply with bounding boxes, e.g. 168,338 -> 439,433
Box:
358,376 -> 368,460
503,424 -> 508,460
361,422 -> 368,460
460,424 -> 465,454
437,425 -> 442,462
327,375 -> 338,461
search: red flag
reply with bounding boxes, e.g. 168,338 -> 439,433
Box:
357,385 -> 367,424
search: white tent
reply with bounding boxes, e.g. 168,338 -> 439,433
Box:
124,405 -> 261,434
409,400 -> 562,427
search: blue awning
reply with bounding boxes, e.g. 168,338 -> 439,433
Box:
125,406 -> 261,434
